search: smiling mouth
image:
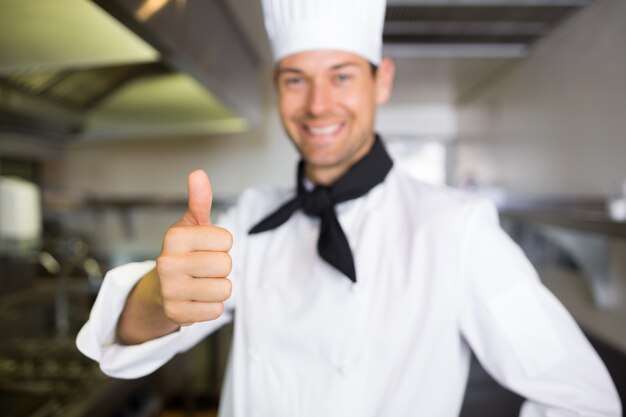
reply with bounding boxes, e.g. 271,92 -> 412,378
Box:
303,122 -> 344,137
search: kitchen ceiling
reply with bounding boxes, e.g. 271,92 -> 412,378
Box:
0,0 -> 593,146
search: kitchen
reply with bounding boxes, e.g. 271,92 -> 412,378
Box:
1,0 -> 625,416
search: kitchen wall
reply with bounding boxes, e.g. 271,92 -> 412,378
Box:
45,83 -> 296,200
48,62 -> 457,202
456,0 -> 626,198
450,0 -> 626,359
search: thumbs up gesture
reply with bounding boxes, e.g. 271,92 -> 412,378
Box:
156,170 -> 233,326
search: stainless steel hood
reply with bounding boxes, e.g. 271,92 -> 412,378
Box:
383,0 -> 593,57
0,0 -> 259,147
92,0 -> 262,129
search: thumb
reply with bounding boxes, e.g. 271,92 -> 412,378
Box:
185,169 -> 213,225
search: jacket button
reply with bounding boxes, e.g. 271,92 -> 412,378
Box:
336,363 -> 351,376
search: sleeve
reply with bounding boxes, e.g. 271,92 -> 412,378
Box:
76,204 -> 242,380
76,261 -> 233,379
458,199 -> 622,417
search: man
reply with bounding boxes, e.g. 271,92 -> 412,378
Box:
77,0 -> 621,416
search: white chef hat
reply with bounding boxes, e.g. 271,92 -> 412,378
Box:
261,0 -> 387,65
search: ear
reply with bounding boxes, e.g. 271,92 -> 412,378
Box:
375,57 -> 395,105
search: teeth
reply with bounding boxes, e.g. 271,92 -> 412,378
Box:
307,123 -> 342,136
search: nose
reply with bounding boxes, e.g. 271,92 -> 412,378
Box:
307,80 -> 334,117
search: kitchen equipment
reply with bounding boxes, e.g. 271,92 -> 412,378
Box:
0,176 -> 41,246
0,176 -> 42,293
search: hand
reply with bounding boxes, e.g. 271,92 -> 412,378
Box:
156,170 -> 233,326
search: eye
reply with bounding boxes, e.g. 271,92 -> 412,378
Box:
334,73 -> 352,84
283,76 -> 305,88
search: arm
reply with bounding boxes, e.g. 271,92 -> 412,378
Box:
459,200 -> 621,417
116,268 -> 179,345
117,170 -> 233,345
76,170 -> 235,378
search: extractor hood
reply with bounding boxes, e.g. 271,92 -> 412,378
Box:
383,0 -> 593,57
0,0 -> 259,145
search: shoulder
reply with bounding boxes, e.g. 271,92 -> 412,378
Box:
387,167 -> 497,224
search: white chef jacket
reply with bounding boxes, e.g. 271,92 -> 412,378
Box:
77,167 -> 621,417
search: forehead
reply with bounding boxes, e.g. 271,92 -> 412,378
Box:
276,50 -> 371,73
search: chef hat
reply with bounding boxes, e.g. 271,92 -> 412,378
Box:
261,0 -> 387,65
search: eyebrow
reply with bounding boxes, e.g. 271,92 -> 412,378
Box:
275,62 -> 362,77
330,62 -> 361,71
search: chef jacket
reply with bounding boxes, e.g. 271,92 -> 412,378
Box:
77,166 -> 621,417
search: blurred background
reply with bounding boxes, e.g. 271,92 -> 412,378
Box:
0,0 -> 625,416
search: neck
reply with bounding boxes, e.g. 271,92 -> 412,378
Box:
305,165 -> 349,186
304,134 -> 376,186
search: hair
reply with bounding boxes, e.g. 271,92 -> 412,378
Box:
370,62 -> 378,77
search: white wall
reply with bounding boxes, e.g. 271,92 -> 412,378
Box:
456,0 -> 626,197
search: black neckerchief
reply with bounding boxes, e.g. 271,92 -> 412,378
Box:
249,135 -> 393,282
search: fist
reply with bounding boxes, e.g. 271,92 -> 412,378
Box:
156,170 -> 233,326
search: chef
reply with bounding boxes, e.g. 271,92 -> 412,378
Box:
77,0 -> 621,415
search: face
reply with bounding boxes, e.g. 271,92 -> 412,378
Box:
274,50 -> 395,184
